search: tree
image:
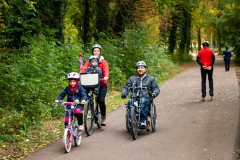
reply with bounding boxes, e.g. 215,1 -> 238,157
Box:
94,0 -> 110,40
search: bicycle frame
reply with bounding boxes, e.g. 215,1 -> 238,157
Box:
87,90 -> 100,121
65,105 -> 76,143
60,101 -> 82,152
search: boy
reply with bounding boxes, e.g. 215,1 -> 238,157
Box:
85,56 -> 102,93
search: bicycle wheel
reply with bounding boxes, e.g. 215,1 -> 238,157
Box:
63,128 -> 72,153
84,100 -> 94,136
125,106 -> 131,133
130,107 -> 138,140
74,126 -> 82,146
95,103 -> 102,128
150,103 -> 157,132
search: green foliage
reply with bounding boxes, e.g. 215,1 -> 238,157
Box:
0,35 -> 82,141
96,27 -> 175,90
172,52 -> 193,64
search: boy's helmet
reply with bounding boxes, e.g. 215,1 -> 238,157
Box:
67,72 -> 80,80
89,55 -> 99,62
136,61 -> 147,68
202,41 -> 210,46
92,44 -> 102,51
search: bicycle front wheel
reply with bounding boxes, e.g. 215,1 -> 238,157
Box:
84,100 -> 94,136
63,128 -> 72,153
130,107 -> 138,140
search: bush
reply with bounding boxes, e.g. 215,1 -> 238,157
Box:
0,36 -> 82,141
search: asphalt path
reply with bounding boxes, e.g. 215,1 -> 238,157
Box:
24,57 -> 240,160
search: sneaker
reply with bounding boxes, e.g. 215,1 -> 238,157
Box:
78,125 -> 84,131
101,118 -> 106,126
140,122 -> 146,127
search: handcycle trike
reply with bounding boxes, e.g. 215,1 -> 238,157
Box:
125,86 -> 157,140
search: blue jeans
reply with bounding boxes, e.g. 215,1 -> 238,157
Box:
128,98 -> 152,123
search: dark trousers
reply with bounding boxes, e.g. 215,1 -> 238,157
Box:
224,60 -> 230,71
201,68 -> 214,97
97,86 -> 108,117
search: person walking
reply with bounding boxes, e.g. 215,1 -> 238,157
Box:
80,44 -> 109,126
196,41 -> 215,101
222,47 -> 232,71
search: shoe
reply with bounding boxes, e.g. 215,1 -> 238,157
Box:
138,122 -> 146,129
78,125 -> 84,131
101,118 -> 106,126
93,88 -> 99,94
140,122 -> 146,127
209,92 -> 214,97
202,94 -> 206,98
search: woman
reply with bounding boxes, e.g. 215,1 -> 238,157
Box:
80,44 -> 109,126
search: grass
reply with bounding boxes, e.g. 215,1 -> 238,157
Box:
0,61 -> 195,160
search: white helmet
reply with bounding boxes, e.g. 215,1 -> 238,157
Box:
202,41 -> 210,46
92,44 -> 102,51
136,61 -> 147,68
67,72 -> 80,80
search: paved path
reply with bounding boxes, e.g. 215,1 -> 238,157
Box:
24,57 -> 240,160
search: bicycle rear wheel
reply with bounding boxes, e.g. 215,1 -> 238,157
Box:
150,103 -> 157,132
95,103 -> 102,128
84,100 -> 94,136
63,128 -> 72,153
130,107 -> 138,140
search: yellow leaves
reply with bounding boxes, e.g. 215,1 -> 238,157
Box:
208,8 -> 221,16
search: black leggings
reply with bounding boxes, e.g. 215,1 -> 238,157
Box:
97,86 -> 108,117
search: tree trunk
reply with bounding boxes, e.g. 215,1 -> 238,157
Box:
95,0 -> 110,40
82,0 -> 92,44
197,28 -> 201,52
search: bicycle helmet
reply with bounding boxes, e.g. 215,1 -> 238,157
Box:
92,44 -> 102,51
89,55 -> 99,62
136,61 -> 147,68
67,72 -> 80,80
202,41 -> 210,46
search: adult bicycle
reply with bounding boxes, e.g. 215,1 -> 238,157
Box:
84,89 -> 102,136
57,101 -> 82,153
125,86 -> 157,140
80,73 -> 102,136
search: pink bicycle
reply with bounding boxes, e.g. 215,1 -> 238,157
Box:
58,101 -> 82,153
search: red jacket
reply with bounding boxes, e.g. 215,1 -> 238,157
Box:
197,47 -> 215,67
80,56 -> 109,86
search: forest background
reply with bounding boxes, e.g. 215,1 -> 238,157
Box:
0,0 -> 240,159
